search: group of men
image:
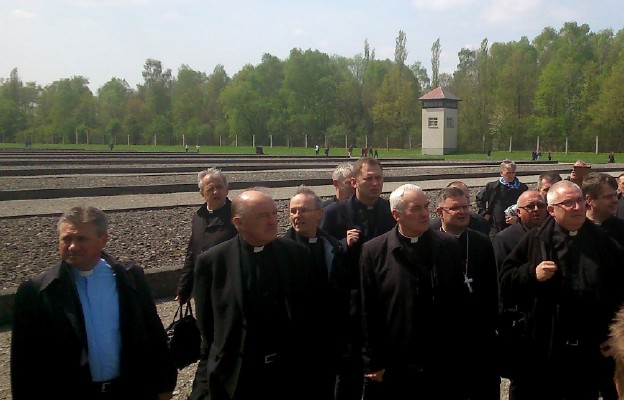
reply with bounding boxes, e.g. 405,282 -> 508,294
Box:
10,157 -> 624,400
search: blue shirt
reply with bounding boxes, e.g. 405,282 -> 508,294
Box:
73,259 -> 121,382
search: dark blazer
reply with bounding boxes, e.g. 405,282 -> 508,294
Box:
11,252 -> 177,400
194,236 -> 328,400
360,227 -> 469,396
501,217 -> 624,359
476,180 -> 528,235
617,193 -> 624,220
492,221 -> 532,271
177,199 -> 238,301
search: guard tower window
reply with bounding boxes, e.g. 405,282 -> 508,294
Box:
428,117 -> 439,128
446,117 -> 455,128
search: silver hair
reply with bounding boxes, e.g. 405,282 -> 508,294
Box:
197,168 -> 228,189
546,180 -> 580,205
389,184 -> 422,212
500,159 -> 517,172
332,162 -> 354,181
57,206 -> 108,236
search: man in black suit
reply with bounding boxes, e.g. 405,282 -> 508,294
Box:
360,184 -> 469,399
194,189 -> 330,400
436,186 -> 501,398
284,186 -> 350,397
320,157 -> 395,400
615,173 -> 624,220
11,206 -> 177,399
176,168 -> 238,400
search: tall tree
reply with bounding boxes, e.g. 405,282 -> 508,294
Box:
431,38 -> 441,88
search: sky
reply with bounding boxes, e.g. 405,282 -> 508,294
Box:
1,0 -> 623,93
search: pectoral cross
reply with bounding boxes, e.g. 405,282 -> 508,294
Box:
464,274 -> 473,294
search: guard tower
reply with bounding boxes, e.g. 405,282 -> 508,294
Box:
419,87 -> 460,155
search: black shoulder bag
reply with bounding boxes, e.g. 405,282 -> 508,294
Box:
166,301 -> 201,370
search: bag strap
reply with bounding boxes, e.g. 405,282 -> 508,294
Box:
170,303 -> 183,326
183,301 -> 194,318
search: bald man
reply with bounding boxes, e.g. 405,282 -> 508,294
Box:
194,189 -> 331,400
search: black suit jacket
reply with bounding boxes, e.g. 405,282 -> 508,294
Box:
177,199 -> 237,300
11,252 -> 177,400
194,235 -> 328,400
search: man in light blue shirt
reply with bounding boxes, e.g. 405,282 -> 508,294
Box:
11,206 -> 177,399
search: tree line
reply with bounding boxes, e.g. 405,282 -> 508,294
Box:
1,21 -> 623,152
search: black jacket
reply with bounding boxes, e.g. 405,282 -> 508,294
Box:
476,180 -> 528,235
11,252 -> 177,400
176,199 -> 237,301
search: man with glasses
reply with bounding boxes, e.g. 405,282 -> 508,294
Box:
284,186 -> 349,398
320,157 -> 395,400
360,184 -> 468,399
435,187 -> 500,399
500,180 -> 624,399
430,181 -> 491,236
492,190 -> 548,270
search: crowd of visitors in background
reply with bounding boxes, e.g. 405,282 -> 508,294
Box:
10,155 -> 624,400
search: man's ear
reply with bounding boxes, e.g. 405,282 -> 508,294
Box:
391,209 -> 400,222
332,179 -> 340,188
435,206 -> 443,219
232,216 -> 241,230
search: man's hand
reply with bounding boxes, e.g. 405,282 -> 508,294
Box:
364,369 -> 385,383
175,295 -> 188,304
346,229 -> 361,248
536,261 -> 557,282
484,214 -> 492,221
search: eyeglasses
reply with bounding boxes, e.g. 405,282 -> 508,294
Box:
551,198 -> 585,210
440,205 -> 470,214
517,202 -> 547,211
289,208 -> 320,215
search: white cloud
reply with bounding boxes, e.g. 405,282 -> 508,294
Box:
69,0 -> 150,8
293,28 -> 305,37
11,9 -> 36,18
162,12 -> 181,21
411,0 -> 474,12
481,0 -> 540,23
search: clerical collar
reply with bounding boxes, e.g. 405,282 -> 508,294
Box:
440,226 -> 464,238
308,237 -> 318,243
398,228 -> 422,243
240,237 -> 266,253
207,201 -> 226,214
569,230 -> 578,236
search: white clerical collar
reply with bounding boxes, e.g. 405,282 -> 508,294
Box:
569,231 -> 578,236
253,246 -> 264,253
308,237 -> 318,243
399,229 -> 422,243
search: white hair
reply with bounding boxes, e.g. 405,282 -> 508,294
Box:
389,184 -> 423,211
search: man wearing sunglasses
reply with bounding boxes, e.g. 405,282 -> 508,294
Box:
492,190 -> 548,270
500,180 -> 624,399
